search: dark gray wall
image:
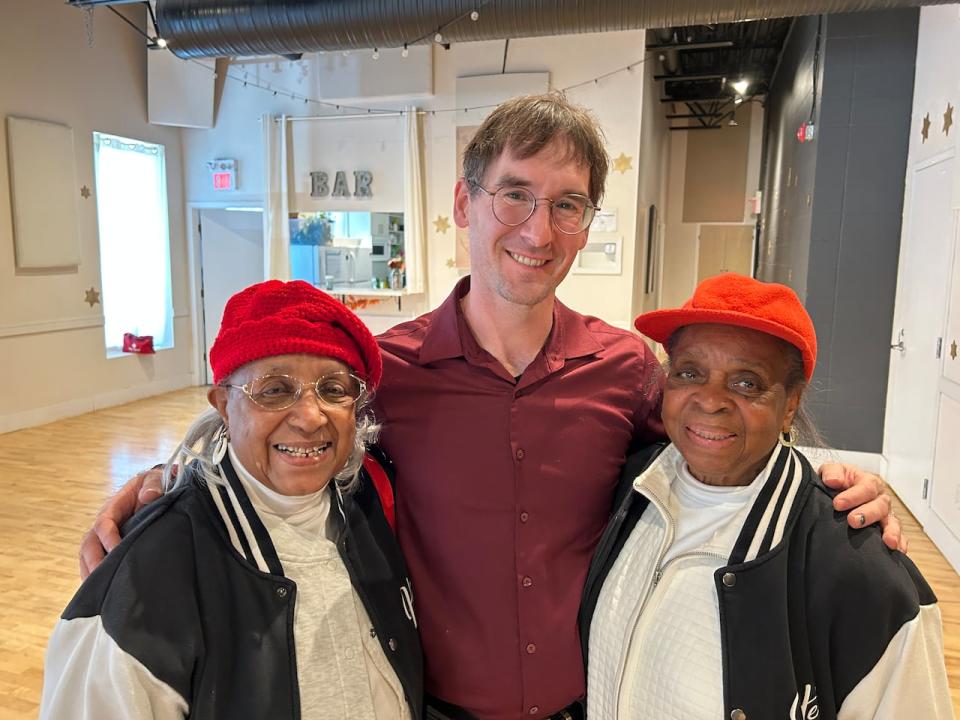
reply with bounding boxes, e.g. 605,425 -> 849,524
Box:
759,9 -> 918,451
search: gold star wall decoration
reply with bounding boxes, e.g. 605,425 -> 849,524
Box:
433,215 -> 451,234
943,103 -> 954,136
921,113 -> 931,142
80,185 -> 91,199
84,287 -> 101,307
612,152 -> 633,174
445,258 -> 456,268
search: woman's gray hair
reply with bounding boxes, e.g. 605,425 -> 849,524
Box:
163,392 -> 380,495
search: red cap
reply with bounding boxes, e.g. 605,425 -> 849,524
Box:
209,280 -> 383,388
634,273 -> 817,380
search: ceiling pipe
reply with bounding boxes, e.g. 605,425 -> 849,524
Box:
130,0 -> 954,59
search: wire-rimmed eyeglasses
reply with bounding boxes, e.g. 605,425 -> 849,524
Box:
468,180 -> 599,235
223,372 -> 366,411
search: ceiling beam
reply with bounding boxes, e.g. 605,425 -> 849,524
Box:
661,95 -> 736,103
646,40 -> 735,51
654,72 -> 726,81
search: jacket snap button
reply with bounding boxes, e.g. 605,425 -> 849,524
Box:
369,627 -> 377,638
276,586 -> 288,598
730,710 -> 746,720
722,572 -> 736,588
388,638 -> 397,651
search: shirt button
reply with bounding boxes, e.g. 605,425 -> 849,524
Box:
722,572 -> 737,588
516,448 -> 525,461
519,511 -> 529,523
525,642 -> 537,654
528,707 -> 539,715
275,586 -> 288,598
388,638 -> 398,651
522,576 -> 533,588
730,710 -> 747,720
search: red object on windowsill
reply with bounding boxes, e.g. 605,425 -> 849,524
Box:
122,333 -> 155,354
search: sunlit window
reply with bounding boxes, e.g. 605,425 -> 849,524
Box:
92,132 -> 173,355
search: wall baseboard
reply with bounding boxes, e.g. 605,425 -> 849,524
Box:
0,374 -> 196,435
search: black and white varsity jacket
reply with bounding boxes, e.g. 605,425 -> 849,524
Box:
579,443 -> 954,719
41,448 -> 424,720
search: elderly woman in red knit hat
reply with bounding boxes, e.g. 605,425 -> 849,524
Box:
40,280 -> 422,720
580,273 -> 953,720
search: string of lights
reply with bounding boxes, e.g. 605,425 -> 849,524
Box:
94,1 -> 653,118
185,53 -> 654,119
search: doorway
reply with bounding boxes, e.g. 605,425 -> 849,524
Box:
882,153 -> 955,523
197,208 -> 264,384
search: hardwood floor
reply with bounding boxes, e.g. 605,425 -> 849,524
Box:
1,387 -> 958,717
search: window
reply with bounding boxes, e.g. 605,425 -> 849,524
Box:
289,211 -> 405,291
93,132 -> 173,355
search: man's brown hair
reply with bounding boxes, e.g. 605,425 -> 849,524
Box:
462,92 -> 609,206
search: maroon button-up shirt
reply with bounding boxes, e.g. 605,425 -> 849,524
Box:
375,278 -> 664,719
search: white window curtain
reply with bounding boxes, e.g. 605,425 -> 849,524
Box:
403,106 -> 427,294
93,133 -> 173,350
262,114 -> 291,280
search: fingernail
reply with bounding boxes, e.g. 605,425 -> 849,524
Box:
857,513 -> 866,527
139,487 -> 162,499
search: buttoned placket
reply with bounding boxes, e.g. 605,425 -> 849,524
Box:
510,347 -> 567,718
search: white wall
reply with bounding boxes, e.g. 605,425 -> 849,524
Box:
886,3 -> 960,572
181,31 -> 651,329
0,1 -> 193,433
631,32 -> 672,318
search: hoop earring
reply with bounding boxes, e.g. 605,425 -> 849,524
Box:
780,426 -> 798,448
212,424 -> 229,464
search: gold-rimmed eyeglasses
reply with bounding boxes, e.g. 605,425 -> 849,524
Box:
223,372 -> 366,411
468,179 -> 598,235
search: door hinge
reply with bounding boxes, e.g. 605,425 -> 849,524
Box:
922,477 -> 929,500
936,337 -> 943,359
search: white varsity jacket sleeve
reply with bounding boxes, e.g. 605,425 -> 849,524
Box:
837,602 -> 955,720
40,616 -> 188,720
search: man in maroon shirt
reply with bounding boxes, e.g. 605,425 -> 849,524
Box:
82,93 -> 901,720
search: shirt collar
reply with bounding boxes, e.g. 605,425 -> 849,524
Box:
417,275 -> 604,367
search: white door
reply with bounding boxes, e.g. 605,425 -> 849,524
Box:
927,212 -> 960,573
199,208 -> 264,384
882,155 -> 955,518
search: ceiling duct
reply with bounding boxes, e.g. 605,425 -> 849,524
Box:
145,0 -> 953,59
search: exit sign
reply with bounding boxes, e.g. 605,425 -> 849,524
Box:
207,158 -> 237,192
213,172 -> 233,190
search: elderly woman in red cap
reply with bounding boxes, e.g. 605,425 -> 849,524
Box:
40,280 -> 422,720
581,273 -> 952,720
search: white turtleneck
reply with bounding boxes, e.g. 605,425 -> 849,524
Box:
227,446 -> 405,720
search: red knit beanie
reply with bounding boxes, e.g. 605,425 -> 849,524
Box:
209,280 -> 383,388
634,273 -> 817,380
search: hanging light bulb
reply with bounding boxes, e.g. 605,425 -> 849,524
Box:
401,44 -> 409,58
470,10 -> 479,21
372,48 -> 380,60
731,78 -> 749,95
155,37 -> 168,48
434,32 -> 443,43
